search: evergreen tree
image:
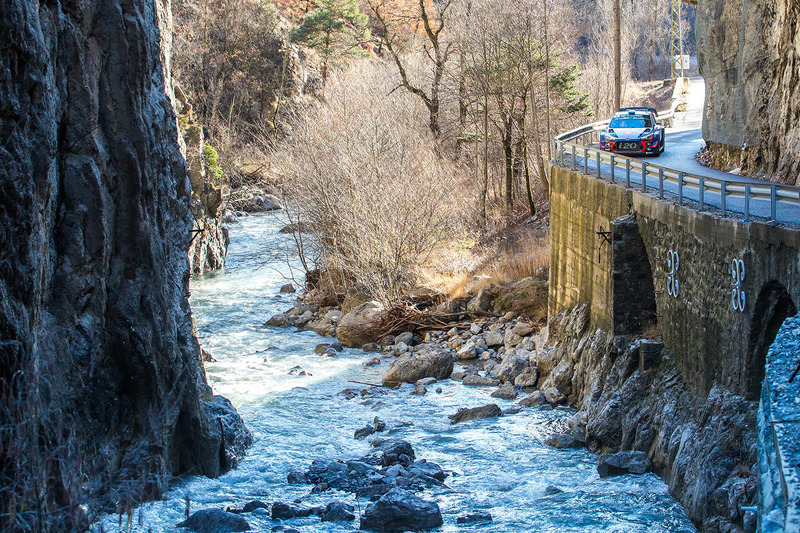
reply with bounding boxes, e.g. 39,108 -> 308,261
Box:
291,0 -> 370,82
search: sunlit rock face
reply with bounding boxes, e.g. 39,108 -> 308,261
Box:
0,0 -> 248,528
697,0 -> 800,184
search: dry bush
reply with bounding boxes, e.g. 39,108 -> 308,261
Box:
275,61 -> 471,304
422,226 -> 549,300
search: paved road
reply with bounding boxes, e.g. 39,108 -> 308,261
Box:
571,77 -> 800,225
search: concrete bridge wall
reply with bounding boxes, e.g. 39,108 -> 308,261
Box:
549,165 -> 800,399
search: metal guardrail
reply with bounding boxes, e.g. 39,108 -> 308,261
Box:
553,100 -> 800,223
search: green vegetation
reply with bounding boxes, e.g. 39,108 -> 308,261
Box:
291,0 -> 370,82
203,143 -> 223,182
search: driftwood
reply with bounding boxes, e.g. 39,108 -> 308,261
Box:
364,305 -> 501,340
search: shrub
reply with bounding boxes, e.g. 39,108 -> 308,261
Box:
275,61 -> 471,304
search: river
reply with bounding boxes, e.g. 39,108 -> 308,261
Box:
97,212 -> 698,533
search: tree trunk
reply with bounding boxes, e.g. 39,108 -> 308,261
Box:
613,0 -> 622,110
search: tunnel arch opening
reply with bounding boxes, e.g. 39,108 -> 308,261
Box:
746,281 -> 797,400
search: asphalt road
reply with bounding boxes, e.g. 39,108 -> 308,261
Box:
572,77 -> 800,225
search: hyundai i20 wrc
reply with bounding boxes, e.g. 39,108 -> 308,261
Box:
599,107 -> 665,156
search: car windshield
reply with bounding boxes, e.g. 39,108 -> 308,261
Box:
610,116 -> 652,129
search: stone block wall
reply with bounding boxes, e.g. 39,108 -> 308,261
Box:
549,166 -> 800,399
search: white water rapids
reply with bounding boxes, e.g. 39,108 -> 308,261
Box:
97,213 -> 698,533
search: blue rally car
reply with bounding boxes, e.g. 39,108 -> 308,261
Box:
599,107 -> 665,156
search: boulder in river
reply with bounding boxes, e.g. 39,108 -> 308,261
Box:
337,302 -> 386,348
448,404 -> 502,424
457,511 -> 493,524
495,354 -> 528,383
462,373 -> 500,387
359,488 -> 443,532
320,500 -> 356,522
279,283 -> 295,293
519,391 -> 548,407
381,347 -> 454,386
545,433 -> 585,449
597,450 -> 652,478
490,382 -> 517,400
271,502 -> 316,520
177,509 -> 250,532
265,313 -> 291,328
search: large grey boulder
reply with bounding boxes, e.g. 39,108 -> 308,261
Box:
597,450 -> 652,478
177,509 -> 250,532
495,355 -> 528,383
359,488 -> 443,531
337,301 -> 386,348
382,348 -> 454,386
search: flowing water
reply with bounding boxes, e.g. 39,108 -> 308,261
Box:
98,213 -> 698,533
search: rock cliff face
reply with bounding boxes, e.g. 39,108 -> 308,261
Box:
536,306 -> 757,532
0,0 -> 249,529
173,87 -> 229,274
696,0 -> 800,184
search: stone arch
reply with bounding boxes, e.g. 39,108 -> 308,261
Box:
746,281 -> 797,400
610,214 -> 658,336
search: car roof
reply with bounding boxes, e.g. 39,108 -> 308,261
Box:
613,107 -> 656,118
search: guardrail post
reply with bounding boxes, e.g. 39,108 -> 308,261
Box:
571,145 -> 577,171
678,172 -> 684,205
659,168 -> 664,199
771,185 -> 777,221
625,158 -> 631,187
642,162 -> 647,192
699,177 -> 705,210
596,151 -> 601,180
554,141 -> 558,164
583,148 -> 588,174
560,142 -> 565,167
610,155 -> 616,183
745,185 -> 750,221
721,182 -> 727,216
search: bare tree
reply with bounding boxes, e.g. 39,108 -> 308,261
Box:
367,0 -> 454,138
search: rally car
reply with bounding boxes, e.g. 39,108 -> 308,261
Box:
599,107 -> 665,156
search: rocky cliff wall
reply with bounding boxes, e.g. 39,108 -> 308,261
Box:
0,0 -> 249,529
696,0 -> 800,184
536,306 -> 758,532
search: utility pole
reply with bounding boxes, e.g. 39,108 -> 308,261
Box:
613,0 -> 621,110
670,0 -> 683,79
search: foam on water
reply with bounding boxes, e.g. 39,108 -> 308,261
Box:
96,213 -> 697,533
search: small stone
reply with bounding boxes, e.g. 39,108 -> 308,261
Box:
519,391 -> 548,407
395,331 -> 414,345
513,322 -> 535,337
462,374 -> 500,387
364,357 -> 381,367
395,342 -> 409,353
411,383 -> 428,395
597,451 -> 652,478
457,511 -> 493,524
544,387 -> 566,405
457,342 -> 478,360
485,330 -> 504,347
177,509 -> 250,532
448,404 -> 502,424
265,313 -> 290,327
490,382 -> 517,400
362,342 -> 380,352
545,433 -> 584,449
470,323 -> 482,335
447,327 -> 459,338
435,387 -> 442,393
279,283 -> 296,293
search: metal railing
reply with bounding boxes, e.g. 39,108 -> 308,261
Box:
553,101 -> 800,223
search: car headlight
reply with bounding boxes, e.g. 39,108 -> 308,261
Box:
606,135 -> 617,141
642,134 -> 654,141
